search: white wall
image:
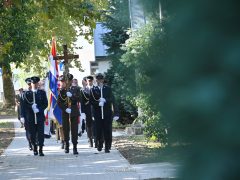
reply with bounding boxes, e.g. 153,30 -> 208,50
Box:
67,33 -> 95,85
96,61 -> 111,74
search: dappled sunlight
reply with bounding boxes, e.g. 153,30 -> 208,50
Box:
92,159 -> 119,164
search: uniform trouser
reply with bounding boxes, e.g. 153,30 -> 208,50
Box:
62,114 -> 78,145
55,121 -> 64,141
17,105 -> 21,120
29,120 -> 44,146
95,116 -> 112,150
24,121 -> 31,142
86,114 -> 93,139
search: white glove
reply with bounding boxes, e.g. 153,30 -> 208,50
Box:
113,116 -> 119,121
32,103 -> 37,109
33,108 -> 39,113
65,108 -> 71,114
20,117 -> 25,124
99,98 -> 106,103
99,101 -> 104,107
66,92 -> 72,97
81,113 -> 86,120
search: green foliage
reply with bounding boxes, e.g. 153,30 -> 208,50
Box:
19,0 -> 108,76
120,18 -> 168,143
135,93 -> 168,144
102,0 -> 137,124
0,0 -> 108,105
0,2 -> 37,68
124,0 -> 240,179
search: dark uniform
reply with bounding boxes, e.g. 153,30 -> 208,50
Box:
23,76 -> 48,156
80,80 -> 94,147
57,74 -> 81,155
20,79 -> 33,150
15,92 -> 24,128
90,74 -> 118,153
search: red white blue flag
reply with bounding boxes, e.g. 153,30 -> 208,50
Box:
47,37 -> 62,125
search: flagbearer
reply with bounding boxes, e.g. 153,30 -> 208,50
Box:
24,76 -> 48,156
57,74 -> 81,155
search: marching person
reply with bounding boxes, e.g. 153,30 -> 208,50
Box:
89,73 -> 119,153
23,76 -> 48,156
21,78 -> 33,151
72,78 -> 85,137
15,88 -> 24,128
57,74 -> 81,155
80,76 -> 94,147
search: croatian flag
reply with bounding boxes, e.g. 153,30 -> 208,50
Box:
48,37 -> 62,125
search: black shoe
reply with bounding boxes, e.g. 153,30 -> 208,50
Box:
97,141 -> 103,151
33,145 -> 38,155
65,148 -> 69,153
61,141 -> 64,149
29,143 -> 33,151
39,151 -> 44,156
89,139 -> 93,147
78,132 -> 82,137
105,149 -> 110,153
73,148 -> 78,155
65,142 -> 69,153
39,146 -> 44,156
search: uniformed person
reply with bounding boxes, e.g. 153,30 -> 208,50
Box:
57,74 -> 81,155
21,78 -> 33,151
15,88 -> 24,128
23,76 -> 48,156
72,78 -> 85,137
80,76 -> 94,147
89,73 -> 119,153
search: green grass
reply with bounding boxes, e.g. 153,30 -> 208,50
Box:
114,134 -> 189,164
0,103 -> 17,117
0,121 -> 14,128
112,120 -> 130,129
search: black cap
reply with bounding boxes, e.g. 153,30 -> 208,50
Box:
31,76 -> 40,84
59,73 -> 73,81
25,78 -> 31,84
86,75 -> 94,81
96,73 -> 104,80
67,73 -> 73,81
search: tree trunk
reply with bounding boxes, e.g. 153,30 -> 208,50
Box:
2,65 -> 15,107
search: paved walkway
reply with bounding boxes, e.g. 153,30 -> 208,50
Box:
0,118 -> 178,180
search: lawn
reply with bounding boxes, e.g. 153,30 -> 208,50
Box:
0,121 -> 15,155
113,134 -> 188,164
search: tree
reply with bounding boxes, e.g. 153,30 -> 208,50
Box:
101,0 -> 138,124
0,0 -> 37,107
123,0 -> 240,179
0,0 -> 108,107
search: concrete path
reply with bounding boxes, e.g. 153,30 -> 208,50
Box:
0,118 -> 178,180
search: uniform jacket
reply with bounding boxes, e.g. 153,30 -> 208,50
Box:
57,86 -> 81,117
80,87 -> 93,117
22,89 -> 48,123
90,85 -> 118,120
